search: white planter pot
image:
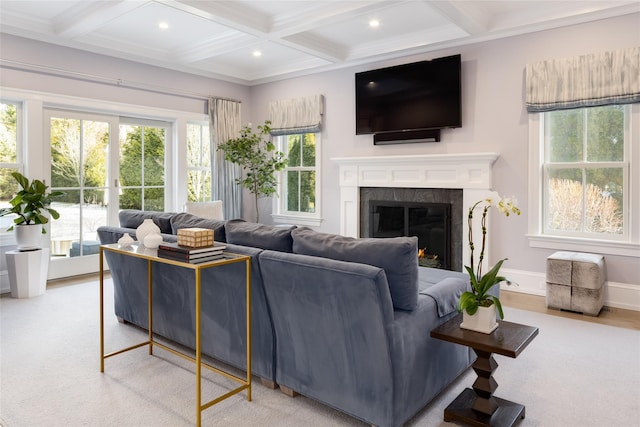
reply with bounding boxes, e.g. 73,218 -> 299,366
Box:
460,305 -> 498,334
15,224 -> 43,250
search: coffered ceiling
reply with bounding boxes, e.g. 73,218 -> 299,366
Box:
1,1 -> 638,85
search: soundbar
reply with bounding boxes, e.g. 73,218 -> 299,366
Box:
373,129 -> 441,145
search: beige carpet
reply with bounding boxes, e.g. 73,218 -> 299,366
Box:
1,277 -> 638,427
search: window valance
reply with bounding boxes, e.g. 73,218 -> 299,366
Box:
268,94 -> 324,135
525,47 -> 640,112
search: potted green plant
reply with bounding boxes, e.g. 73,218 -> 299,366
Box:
0,172 -> 64,250
458,196 -> 520,333
217,120 -> 287,222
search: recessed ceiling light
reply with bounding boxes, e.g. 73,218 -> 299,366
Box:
369,19 -> 380,28
253,50 -> 262,57
158,22 -> 169,30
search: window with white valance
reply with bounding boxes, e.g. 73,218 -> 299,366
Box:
268,95 -> 324,226
526,48 -> 640,257
525,47 -> 640,112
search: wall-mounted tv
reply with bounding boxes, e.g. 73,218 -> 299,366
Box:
355,54 -> 461,142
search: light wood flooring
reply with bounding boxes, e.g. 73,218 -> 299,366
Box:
501,290 -> 640,331
12,274 -> 640,331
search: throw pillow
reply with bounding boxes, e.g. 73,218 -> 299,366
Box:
170,212 -> 226,243
118,210 -> 174,234
291,227 -> 419,311
225,219 -> 295,252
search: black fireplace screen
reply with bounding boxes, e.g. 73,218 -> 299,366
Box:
370,201 -> 451,270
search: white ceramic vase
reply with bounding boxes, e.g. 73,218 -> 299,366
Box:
15,224 -> 43,251
136,218 -> 160,245
144,233 -> 163,249
117,233 -> 134,247
460,305 -> 498,334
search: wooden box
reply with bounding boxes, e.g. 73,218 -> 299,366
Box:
177,227 -> 214,248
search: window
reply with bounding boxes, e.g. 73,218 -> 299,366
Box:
528,104 -> 639,256
0,101 -> 22,236
273,133 -> 321,226
186,122 -> 211,202
544,105 -> 626,237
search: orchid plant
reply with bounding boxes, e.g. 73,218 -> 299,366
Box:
458,196 -> 520,319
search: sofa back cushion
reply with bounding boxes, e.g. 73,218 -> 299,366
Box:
170,212 -> 226,243
291,227 -> 419,311
119,210 -> 175,234
225,219 -> 295,252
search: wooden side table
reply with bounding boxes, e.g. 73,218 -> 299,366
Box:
431,314 -> 538,427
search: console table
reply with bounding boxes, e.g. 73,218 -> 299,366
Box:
431,314 -> 538,427
99,243 -> 252,427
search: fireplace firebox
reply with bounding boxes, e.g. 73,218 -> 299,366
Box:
360,187 -> 463,271
370,201 -> 451,270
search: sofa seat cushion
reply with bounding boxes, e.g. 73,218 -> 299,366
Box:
170,212 -> 226,243
119,210 -> 175,234
291,227 -> 419,311
225,220 -> 295,252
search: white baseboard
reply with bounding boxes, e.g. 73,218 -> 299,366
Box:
501,268 -> 640,312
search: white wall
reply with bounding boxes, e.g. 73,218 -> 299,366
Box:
249,13 -> 640,289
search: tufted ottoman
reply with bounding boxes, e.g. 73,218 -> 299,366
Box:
546,251 -> 605,316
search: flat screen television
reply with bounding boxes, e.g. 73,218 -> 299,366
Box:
355,54 -> 461,137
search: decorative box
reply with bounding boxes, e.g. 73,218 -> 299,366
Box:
177,227 -> 214,248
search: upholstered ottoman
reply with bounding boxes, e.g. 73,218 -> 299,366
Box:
546,251 -> 605,316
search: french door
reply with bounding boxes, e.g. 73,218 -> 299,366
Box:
45,110 -> 170,279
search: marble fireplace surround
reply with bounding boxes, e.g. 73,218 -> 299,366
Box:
332,153 -> 499,273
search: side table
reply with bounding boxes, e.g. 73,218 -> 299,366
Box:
99,243 -> 252,427
431,314 -> 538,427
6,248 -> 50,298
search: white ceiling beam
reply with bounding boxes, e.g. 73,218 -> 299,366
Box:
159,0 -> 272,35
173,34 -> 257,63
426,0 -> 490,35
54,0 -> 147,38
279,33 -> 347,63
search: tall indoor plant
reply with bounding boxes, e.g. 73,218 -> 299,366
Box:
0,172 -> 64,250
458,196 -> 520,333
217,120 -> 287,222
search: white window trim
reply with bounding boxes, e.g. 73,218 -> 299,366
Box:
0,99 -> 23,248
272,133 -> 322,227
527,105 -> 640,258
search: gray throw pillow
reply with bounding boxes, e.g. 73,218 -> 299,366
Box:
118,210 -> 175,234
292,227 -> 419,311
225,219 -> 295,252
169,212 -> 226,243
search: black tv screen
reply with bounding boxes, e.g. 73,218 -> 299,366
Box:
355,54 -> 461,135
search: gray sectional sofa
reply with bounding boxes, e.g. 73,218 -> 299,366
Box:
97,210 -> 473,427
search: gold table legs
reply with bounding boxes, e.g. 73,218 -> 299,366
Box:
99,246 -> 252,426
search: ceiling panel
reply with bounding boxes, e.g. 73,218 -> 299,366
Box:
86,2 -> 234,53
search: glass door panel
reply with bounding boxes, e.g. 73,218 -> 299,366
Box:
119,124 -> 166,211
47,112 -> 115,278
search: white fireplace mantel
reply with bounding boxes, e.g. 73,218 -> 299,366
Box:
331,153 -> 499,271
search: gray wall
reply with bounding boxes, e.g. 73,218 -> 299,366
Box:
248,13 -> 640,285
